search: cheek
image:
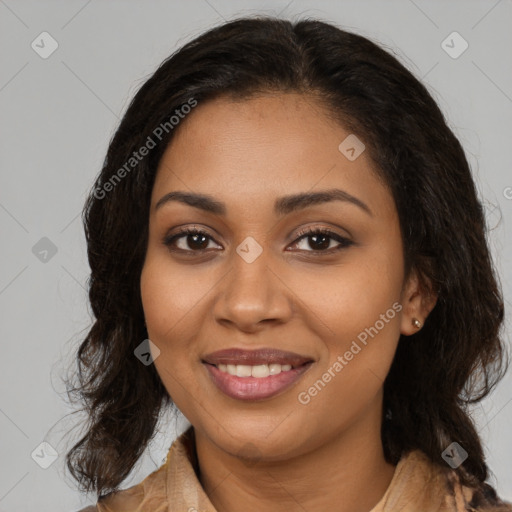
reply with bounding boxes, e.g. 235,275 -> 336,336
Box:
140,254 -> 214,413
296,293 -> 402,427
288,245 -> 403,342
293,246 -> 403,408
140,252 -> 209,344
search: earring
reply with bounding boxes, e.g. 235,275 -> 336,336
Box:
412,318 -> 422,329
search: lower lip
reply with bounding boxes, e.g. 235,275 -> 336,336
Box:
204,362 -> 313,401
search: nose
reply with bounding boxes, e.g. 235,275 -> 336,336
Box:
212,243 -> 293,333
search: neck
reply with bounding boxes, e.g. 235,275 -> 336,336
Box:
194,401 -> 396,512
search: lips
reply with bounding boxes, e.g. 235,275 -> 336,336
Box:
201,347 -> 315,401
202,347 -> 313,368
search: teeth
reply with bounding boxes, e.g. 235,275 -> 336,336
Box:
217,363 -> 293,377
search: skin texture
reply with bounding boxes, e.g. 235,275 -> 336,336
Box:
140,93 -> 437,512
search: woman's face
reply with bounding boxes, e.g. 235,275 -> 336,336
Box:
140,93 -> 421,461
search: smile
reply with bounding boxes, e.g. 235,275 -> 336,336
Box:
203,361 -> 313,401
217,363 -> 293,377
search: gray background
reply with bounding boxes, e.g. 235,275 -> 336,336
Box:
0,0 -> 511,510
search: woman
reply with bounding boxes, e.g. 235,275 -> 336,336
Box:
68,16 -> 512,512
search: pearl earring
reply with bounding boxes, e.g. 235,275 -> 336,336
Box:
412,318 -> 422,329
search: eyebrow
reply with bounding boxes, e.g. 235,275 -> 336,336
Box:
154,188 -> 373,217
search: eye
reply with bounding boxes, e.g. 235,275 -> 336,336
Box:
162,226 -> 353,255
163,226 -> 219,253
290,227 -> 353,254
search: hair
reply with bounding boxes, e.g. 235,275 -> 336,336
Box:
65,15 -> 509,499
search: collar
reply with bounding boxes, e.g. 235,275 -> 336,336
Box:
96,426 -> 511,512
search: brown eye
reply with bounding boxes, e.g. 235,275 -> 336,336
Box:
291,228 -> 353,253
163,228 -> 219,252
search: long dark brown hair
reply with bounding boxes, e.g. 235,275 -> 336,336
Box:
64,15 -> 509,499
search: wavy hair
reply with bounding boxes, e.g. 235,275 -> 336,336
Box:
65,15 -> 509,498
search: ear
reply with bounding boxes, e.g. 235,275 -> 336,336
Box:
399,268 -> 437,336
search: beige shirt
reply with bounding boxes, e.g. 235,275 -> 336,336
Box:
79,427 -> 512,512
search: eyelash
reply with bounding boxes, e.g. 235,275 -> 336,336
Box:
162,226 -> 353,256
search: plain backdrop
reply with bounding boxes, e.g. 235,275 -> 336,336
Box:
0,1 -> 511,510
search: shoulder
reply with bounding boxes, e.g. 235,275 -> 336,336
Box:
387,449 -> 512,512
417,450 -> 512,511
76,460 -> 168,512
451,476 -> 512,512
73,489 -> 143,512
74,428 -> 195,512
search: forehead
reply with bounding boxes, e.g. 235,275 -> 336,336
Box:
151,93 -> 394,219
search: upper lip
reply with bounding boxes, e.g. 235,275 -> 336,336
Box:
202,348 -> 314,368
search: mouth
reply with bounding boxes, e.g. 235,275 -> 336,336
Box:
201,348 -> 314,401
202,347 -> 314,367
204,361 -> 309,377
